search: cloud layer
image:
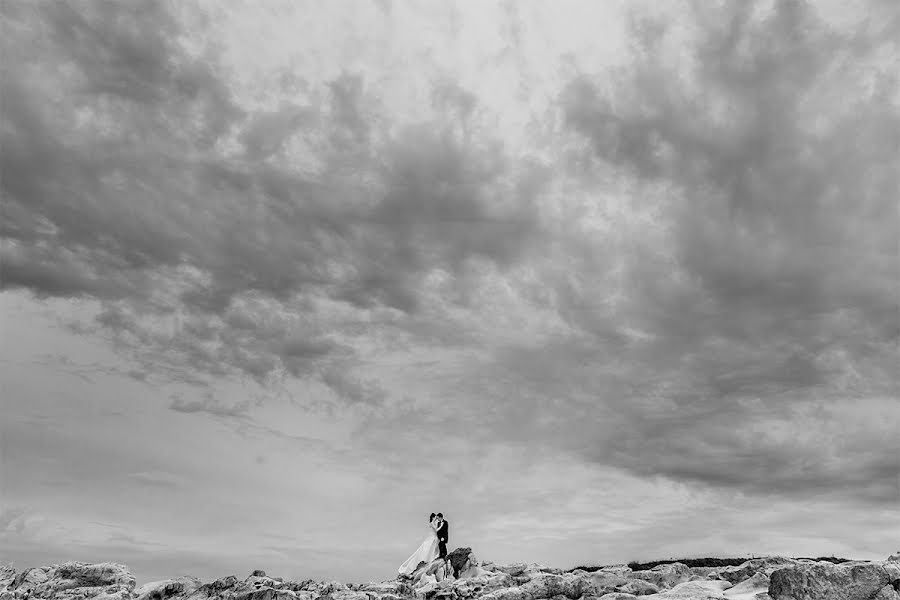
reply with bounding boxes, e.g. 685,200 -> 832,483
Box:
2,0 -> 898,583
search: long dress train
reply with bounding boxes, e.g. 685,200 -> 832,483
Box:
398,522 -> 440,575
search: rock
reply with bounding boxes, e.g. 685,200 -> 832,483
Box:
361,581 -> 413,596
54,562 -> 136,590
331,592 -> 369,600
630,564 -> 692,590
138,577 -> 201,600
722,573 -> 773,600
768,560 -> 893,600
447,550 -> 474,579
873,584 -> 900,600
492,565 -> 527,578
717,558 -> 798,585
451,572 -> 514,599
888,553 -> 900,563
690,567 -> 722,579
598,566 -> 633,579
478,587 -> 529,600
581,572 -> 632,596
1,565 -> 16,590
232,588 -> 280,600
320,581 -> 349,595
5,553 -> 898,600
517,573 -> 585,600
246,576 -> 287,590
135,580 -> 184,600
614,579 -> 659,596
14,567 -> 51,589
6,562 -> 137,600
648,579 -> 731,599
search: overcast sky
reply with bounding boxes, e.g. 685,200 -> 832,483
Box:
1,0 -> 899,586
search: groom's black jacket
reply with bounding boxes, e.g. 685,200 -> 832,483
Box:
437,520 -> 449,543
436,520 -> 449,557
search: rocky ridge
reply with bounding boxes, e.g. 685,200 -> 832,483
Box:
2,551 -> 899,600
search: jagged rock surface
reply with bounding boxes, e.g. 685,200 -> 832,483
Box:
3,553 -> 899,600
768,560 -> 900,600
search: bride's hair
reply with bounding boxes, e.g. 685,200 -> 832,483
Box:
429,512 -> 436,522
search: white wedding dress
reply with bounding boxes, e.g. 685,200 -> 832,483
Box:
398,520 -> 440,575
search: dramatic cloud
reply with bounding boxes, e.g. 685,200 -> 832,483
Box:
1,0 -> 897,585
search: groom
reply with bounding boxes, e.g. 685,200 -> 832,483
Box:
436,513 -> 449,558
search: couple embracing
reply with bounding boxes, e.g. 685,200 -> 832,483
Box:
398,512 -> 449,577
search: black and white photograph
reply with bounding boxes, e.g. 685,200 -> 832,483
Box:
1,1 -> 898,599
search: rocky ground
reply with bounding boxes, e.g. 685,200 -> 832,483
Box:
2,550 -> 899,600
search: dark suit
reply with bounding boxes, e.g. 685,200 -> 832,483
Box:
436,519 -> 449,558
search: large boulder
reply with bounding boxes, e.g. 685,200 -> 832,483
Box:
1,565 -> 16,590
873,585 -> 900,600
717,558 -> 798,585
450,572 -> 514,599
447,550 -> 474,580
14,567 -> 52,590
581,570 -> 634,597
330,592 -> 369,600
689,567 -> 721,580
361,581 -> 414,597
630,564 -> 692,590
722,572 -> 770,600
768,560 -> 895,600
134,578 -> 201,600
614,580 -> 659,596
477,588 -> 529,600
53,563 -> 135,590
517,573 -> 585,600
5,562 -> 137,600
490,565 -> 527,578
598,566 -> 633,579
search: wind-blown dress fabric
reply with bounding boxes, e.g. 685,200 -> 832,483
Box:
398,521 -> 440,575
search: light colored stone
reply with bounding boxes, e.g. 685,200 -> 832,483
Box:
873,583 -> 900,600
451,571 -> 514,596
883,562 -> 900,582
321,581 -> 349,595
478,587 -> 529,600
493,565 -> 531,578
56,562 -> 136,591
630,564 -> 692,590
687,567 -> 719,578
583,572 -> 630,597
361,581 -> 412,596
331,591 -> 370,600
134,577 -> 202,600
614,580 -> 658,596
646,579 -> 731,599
518,573 -> 582,600
717,559 -> 798,585
768,560 -> 892,600
722,572 -> 768,600
1,565 -> 16,591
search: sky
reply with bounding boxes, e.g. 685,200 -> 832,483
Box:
1,0 -> 899,586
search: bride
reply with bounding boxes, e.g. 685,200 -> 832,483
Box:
398,513 -> 440,576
